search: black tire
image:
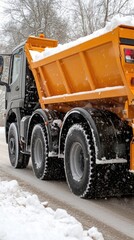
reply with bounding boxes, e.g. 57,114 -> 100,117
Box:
64,124 -> 96,198
8,123 -> 29,168
31,124 -> 65,180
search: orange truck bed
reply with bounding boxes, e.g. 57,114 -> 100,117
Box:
25,25 -> 134,112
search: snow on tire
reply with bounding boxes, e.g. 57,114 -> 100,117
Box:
31,123 -> 65,180
64,124 -> 96,198
31,124 -> 50,180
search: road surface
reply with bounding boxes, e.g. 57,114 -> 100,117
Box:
0,128 -> 134,240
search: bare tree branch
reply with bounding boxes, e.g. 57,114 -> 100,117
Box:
2,0 -> 70,51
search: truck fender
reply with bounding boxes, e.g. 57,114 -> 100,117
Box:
26,109 -> 53,152
59,107 -> 132,162
59,107 -> 101,159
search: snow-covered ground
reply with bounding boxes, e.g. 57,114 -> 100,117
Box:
0,180 -> 104,240
0,127 -> 4,132
0,127 -> 104,240
31,15 -> 134,61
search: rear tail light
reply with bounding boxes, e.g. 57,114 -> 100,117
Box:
124,48 -> 134,63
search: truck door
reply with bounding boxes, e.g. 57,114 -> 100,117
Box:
6,48 -> 24,108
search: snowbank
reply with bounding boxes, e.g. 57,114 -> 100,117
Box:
31,15 -> 134,62
0,180 -> 104,240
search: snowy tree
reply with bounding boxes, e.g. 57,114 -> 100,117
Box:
67,0 -> 132,39
2,0 -> 70,51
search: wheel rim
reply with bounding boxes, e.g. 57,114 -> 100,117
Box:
34,139 -> 43,169
9,137 -> 15,155
70,142 -> 85,181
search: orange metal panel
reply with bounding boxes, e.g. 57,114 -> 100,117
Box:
119,25 -> 134,39
26,35 -> 58,50
79,51 -> 95,90
38,67 -> 51,97
42,62 -> 68,96
84,42 -> 123,88
56,60 -> 71,94
59,53 -> 93,93
41,86 -> 127,105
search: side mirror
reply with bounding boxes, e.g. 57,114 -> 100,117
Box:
0,55 -> 10,92
0,55 -> 4,79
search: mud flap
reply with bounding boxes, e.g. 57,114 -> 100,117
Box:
95,163 -> 134,198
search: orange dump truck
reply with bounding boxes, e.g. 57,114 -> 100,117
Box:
0,25 -> 134,198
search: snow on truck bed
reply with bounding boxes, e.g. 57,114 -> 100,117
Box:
31,15 -> 134,62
